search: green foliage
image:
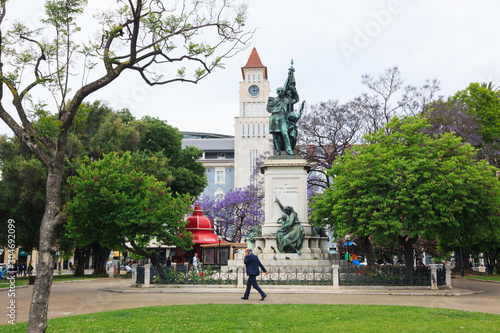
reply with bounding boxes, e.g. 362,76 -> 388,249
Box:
0,101 -> 206,251
453,83 -> 500,143
43,0 -> 87,28
0,136 -> 46,250
65,152 -> 193,252
136,116 -> 206,196
312,116 -> 500,257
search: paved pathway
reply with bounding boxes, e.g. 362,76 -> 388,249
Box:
1,277 -> 499,325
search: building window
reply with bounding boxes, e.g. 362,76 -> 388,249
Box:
258,123 -> 260,135
217,153 -> 226,159
215,188 -> 225,200
243,102 -> 245,116
215,167 -> 225,184
263,123 -> 266,135
258,74 -> 261,81
250,149 -> 258,186
242,123 -> 245,136
247,124 -> 250,137
253,124 -> 255,136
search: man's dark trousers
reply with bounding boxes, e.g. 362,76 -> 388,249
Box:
244,275 -> 265,298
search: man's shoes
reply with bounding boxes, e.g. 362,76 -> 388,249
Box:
241,297 -> 248,300
260,294 -> 267,301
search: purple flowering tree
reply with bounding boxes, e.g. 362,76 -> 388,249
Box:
197,186 -> 264,242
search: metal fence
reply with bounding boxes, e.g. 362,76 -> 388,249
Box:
340,265 -> 447,287
137,265 -> 238,285
253,267 -> 333,286
135,264 -> 448,287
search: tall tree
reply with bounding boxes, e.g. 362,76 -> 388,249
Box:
0,1 -> 252,330
350,66 -> 440,135
453,83 -> 500,144
0,101 -> 206,276
198,186 -> 264,242
298,67 -> 440,191
423,84 -> 500,272
297,100 -> 363,189
65,152 -> 193,281
0,136 -> 45,251
312,116 -> 500,277
135,116 -> 207,196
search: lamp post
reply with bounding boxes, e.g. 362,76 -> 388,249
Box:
218,235 -> 222,280
346,235 -> 350,264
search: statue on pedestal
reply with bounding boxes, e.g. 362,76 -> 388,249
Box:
273,198 -> 304,254
267,61 -> 304,155
244,225 -> 262,249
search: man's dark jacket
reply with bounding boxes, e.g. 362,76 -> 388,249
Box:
244,253 -> 267,276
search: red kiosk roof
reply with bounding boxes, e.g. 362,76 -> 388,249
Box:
186,204 -> 222,245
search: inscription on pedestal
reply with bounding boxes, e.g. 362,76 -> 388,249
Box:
274,185 -> 298,214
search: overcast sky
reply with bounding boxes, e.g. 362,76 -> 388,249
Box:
1,0 -> 499,137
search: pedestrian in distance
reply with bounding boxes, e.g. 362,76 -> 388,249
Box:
193,253 -> 199,272
242,248 -> 268,301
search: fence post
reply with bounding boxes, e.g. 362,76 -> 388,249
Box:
445,264 -> 452,289
131,263 -> 138,285
430,265 -> 438,290
144,263 -> 152,288
237,264 -> 244,288
332,264 -> 340,289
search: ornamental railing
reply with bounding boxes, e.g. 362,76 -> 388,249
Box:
340,265 -> 431,286
132,263 -> 451,289
253,267 -> 333,286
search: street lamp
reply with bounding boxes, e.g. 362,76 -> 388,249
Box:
218,235 -> 222,280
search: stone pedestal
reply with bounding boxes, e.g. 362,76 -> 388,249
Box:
228,156 -> 332,272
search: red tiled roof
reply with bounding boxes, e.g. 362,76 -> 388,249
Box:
241,47 -> 267,79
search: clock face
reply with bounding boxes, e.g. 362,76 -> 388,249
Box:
248,85 -> 260,96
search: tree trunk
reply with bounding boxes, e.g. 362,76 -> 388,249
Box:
27,167 -> 64,333
399,235 -> 418,282
92,243 -> 110,275
129,240 -> 166,281
73,246 -> 89,277
150,251 -> 167,281
359,235 -> 376,272
455,248 -> 473,275
484,252 -> 498,275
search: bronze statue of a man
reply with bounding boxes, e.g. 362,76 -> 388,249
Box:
267,61 -> 303,155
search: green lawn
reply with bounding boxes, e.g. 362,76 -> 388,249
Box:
465,274 -> 500,282
0,274 -> 109,288
1,304 -> 498,332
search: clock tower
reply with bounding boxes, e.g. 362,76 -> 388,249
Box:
234,48 -> 272,188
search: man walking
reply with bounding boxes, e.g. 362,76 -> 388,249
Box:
242,248 -> 268,301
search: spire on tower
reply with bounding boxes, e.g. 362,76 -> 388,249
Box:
241,47 -> 267,79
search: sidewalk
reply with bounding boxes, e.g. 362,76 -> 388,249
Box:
102,280 -> 479,296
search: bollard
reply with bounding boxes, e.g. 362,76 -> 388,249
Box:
445,264 -> 452,289
237,264 -> 244,288
430,265 -> 438,290
332,264 -> 340,289
144,264 -> 152,288
131,264 -> 138,285
108,263 -> 115,279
